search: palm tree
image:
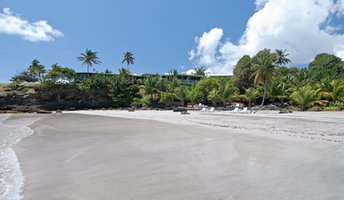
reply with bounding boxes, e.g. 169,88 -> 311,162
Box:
290,68 -> 312,88
122,51 -> 135,72
251,49 -> 276,107
118,68 -> 131,81
174,85 -> 189,107
160,92 -> 176,106
291,85 -> 320,111
194,66 -> 207,76
165,76 -> 181,93
209,80 -> 238,106
122,51 -> 135,84
187,86 -> 200,108
46,63 -> 61,82
144,75 -> 162,101
77,49 -> 101,77
28,59 -> 46,82
132,95 -> 150,108
243,88 -> 259,109
168,69 -> 178,76
318,79 -> 344,103
275,49 -> 291,66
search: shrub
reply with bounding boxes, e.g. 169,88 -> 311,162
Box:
323,106 -> 341,111
109,79 -> 140,108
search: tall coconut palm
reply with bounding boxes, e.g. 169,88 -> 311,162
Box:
122,51 -> 135,72
275,49 -> 291,66
122,51 -> 135,84
251,49 -> 276,107
77,49 -> 101,77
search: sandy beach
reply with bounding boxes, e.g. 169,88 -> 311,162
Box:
2,111 -> 344,199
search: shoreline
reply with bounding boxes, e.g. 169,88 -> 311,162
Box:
0,114 -> 42,200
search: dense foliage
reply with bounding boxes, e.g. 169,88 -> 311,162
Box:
8,50 -> 344,111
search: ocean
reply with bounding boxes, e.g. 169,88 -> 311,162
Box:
0,115 -> 34,200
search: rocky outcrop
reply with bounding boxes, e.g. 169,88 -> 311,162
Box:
0,85 -> 113,112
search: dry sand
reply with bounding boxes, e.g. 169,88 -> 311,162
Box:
9,111 -> 344,199
72,110 -> 344,143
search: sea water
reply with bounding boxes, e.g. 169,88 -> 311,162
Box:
0,115 -> 34,200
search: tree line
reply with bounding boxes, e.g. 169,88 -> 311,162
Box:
9,49 -> 344,111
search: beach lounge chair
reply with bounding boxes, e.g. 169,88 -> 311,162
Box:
201,107 -> 207,112
208,107 -> 215,112
240,107 -> 249,114
232,107 -> 240,113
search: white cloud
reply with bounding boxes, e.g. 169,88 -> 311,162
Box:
0,8 -> 63,42
189,0 -> 344,74
189,28 -> 223,64
185,69 -> 195,75
255,0 -> 269,9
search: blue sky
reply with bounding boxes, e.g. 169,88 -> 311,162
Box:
0,0 -> 254,82
1,0 -> 344,82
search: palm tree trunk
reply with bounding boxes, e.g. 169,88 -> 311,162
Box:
87,65 -> 89,77
128,64 -> 134,84
261,80 -> 267,107
281,98 -> 284,107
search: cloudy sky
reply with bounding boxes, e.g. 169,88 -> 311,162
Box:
0,0 -> 344,81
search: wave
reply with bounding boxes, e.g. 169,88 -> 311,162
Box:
0,115 -> 35,200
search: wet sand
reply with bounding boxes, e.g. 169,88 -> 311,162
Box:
12,113 -> 344,199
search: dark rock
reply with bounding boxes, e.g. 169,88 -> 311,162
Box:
173,107 -> 187,112
36,110 -> 52,114
279,109 -> 293,114
14,106 -> 31,113
261,104 -> 279,110
308,106 -> 323,112
181,110 -> 190,115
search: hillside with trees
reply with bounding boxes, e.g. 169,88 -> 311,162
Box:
0,49 -> 343,112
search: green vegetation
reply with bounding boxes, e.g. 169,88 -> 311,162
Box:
3,49 -> 344,111
231,50 -> 344,111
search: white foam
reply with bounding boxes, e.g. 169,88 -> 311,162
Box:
0,114 -> 10,126
0,115 -> 35,200
0,148 -> 25,200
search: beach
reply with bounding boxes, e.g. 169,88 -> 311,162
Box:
2,111 -> 344,199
